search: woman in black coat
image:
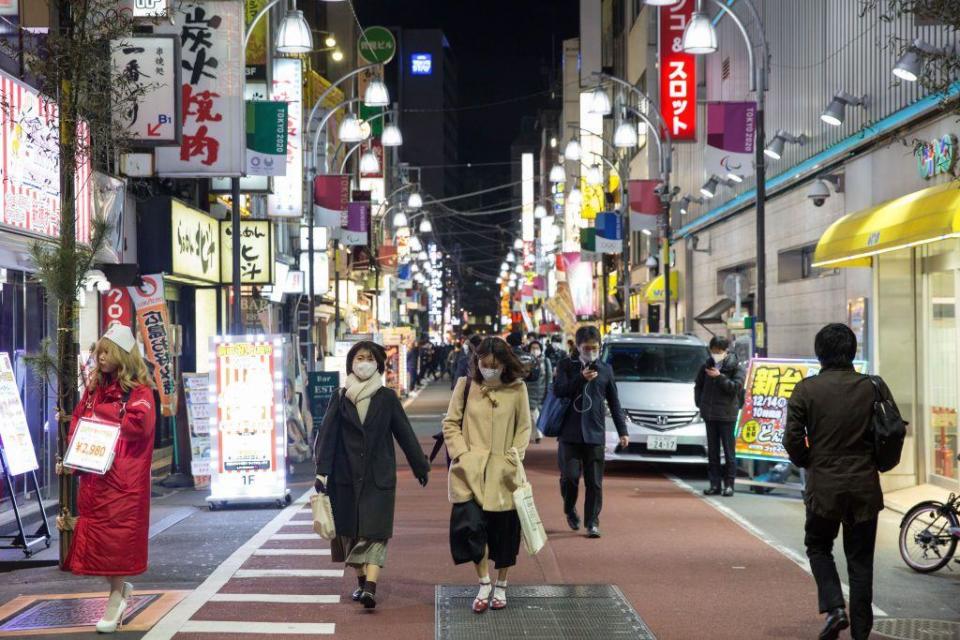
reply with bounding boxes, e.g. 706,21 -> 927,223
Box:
315,341 -> 430,609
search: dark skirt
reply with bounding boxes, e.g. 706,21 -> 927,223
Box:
450,501 -> 522,569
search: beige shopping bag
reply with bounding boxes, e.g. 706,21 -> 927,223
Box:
311,493 -> 336,540
509,447 -> 547,555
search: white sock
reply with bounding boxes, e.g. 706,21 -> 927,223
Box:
476,577 -> 492,600
494,580 -> 507,601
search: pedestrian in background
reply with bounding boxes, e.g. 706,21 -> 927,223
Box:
785,324 -> 898,640
443,337 -> 531,613
545,335 -> 564,369
407,338 -> 420,392
453,334 -> 483,388
566,338 -> 580,360
694,336 -> 745,497
553,326 -> 628,538
315,341 -> 430,609
62,325 -> 156,634
524,339 -> 553,443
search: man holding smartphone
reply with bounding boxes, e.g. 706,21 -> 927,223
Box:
552,326 -> 628,538
694,336 -> 746,496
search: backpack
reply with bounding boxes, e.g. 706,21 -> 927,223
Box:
867,376 -> 907,472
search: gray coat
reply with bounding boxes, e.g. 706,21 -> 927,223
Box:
525,357 -> 553,411
315,387 -> 430,540
694,354 -> 745,422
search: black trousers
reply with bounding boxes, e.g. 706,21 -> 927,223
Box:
558,441 -> 605,527
449,501 -> 522,569
804,511 -> 878,640
705,420 -> 736,488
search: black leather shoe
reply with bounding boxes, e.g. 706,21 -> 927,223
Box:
351,587 -> 364,602
587,525 -> 601,538
722,486 -> 735,497
566,511 -> 581,531
703,486 -> 722,496
818,608 -> 849,640
360,590 -> 377,609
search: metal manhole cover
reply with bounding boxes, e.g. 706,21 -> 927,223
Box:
875,618 -> 960,640
0,594 -> 158,631
435,584 -> 656,639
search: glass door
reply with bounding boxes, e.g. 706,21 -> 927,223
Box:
925,269 -> 959,485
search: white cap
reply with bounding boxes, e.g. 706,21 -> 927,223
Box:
102,324 -> 137,353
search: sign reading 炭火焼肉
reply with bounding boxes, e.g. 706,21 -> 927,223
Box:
735,358 -> 868,462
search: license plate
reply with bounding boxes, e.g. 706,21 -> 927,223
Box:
647,435 -> 677,452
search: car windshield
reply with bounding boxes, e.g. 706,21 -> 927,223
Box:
602,343 -> 709,383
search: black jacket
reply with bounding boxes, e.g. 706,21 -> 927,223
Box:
315,387 -> 430,540
694,354 -> 746,422
553,357 -> 628,445
785,368 -> 895,523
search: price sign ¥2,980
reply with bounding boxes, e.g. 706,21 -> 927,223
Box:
64,418 -> 121,475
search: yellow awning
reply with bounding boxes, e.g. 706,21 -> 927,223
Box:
813,181 -> 960,268
645,271 -> 679,304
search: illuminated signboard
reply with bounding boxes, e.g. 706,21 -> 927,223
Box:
659,2 -> 697,141
411,53 -> 432,75
207,335 -> 289,506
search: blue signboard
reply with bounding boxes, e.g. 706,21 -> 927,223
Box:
410,53 -> 432,75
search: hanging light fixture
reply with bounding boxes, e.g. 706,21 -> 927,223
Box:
417,250 -> 429,262
587,86 -> 612,116
408,236 -> 423,252
359,149 -> 380,174
410,262 -> 420,273
506,251 -> 516,263
700,176 -> 720,199
338,113 -> 365,143
514,263 -> 524,274
763,130 -> 806,160
564,138 -> 582,162
820,91 -> 869,127
396,226 -> 410,238
331,49 -> 344,62
275,9 -> 313,54
534,204 -> 547,219
323,34 -> 337,48
500,261 -> 509,271
419,217 -> 433,234
585,164 -> 604,186
682,5 -> 718,54
407,191 -> 423,209
613,120 -> 638,148
513,238 -> 524,250
392,211 -> 408,228
568,185 -> 583,205
363,77 -> 390,107
549,163 -> 566,183
382,122 -> 403,147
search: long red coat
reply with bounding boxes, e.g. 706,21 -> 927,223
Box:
64,380 -> 156,576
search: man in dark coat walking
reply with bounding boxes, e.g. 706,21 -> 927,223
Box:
785,323 -> 899,640
553,326 -> 628,538
694,336 -> 745,496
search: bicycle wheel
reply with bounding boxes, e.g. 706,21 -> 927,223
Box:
899,501 -> 958,573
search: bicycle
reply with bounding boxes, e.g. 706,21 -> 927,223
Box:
899,491 -> 960,573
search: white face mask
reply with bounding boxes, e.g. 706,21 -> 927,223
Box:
712,352 -> 727,364
479,366 -> 503,382
353,361 -> 378,380
580,349 -> 599,364
530,349 -> 542,358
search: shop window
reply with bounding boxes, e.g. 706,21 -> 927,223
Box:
778,245 -> 837,283
716,262 -> 755,296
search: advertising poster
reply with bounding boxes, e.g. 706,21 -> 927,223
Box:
183,373 -> 211,488
0,353 -> 39,476
156,1 -> 245,177
128,274 -> 177,416
735,358 -> 867,461
245,100 -> 287,176
267,57 -> 303,217
208,336 -> 287,503
659,1 -> 697,141
110,35 -> 181,144
314,174 -> 350,228
220,219 -> 273,284
705,101 -> 756,179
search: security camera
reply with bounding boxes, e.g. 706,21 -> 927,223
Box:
808,179 -> 831,207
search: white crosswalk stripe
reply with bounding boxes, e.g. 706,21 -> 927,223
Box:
253,548 -> 331,556
269,533 -> 317,540
180,621 -> 335,634
209,593 -> 340,604
234,569 -> 344,578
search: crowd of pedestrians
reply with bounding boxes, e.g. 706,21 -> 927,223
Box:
58,320 -> 898,639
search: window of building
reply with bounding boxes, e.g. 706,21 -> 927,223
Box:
778,245 -> 837,283
716,262 -> 755,296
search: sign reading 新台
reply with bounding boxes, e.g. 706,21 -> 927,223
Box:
411,53 -> 432,75
735,358 -> 868,461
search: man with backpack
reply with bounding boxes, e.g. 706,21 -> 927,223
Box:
785,323 -> 904,640
694,336 -> 746,497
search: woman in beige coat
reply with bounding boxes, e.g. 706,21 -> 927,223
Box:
443,336 -> 531,614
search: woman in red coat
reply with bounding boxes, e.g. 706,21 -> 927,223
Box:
62,324 -> 156,633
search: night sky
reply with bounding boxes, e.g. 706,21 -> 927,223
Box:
355,0 -> 579,319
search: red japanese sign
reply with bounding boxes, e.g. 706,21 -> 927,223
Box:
100,287 -> 135,334
659,2 -> 697,141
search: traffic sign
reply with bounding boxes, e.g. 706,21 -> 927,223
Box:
358,26 -> 396,64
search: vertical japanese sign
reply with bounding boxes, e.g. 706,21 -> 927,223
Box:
156,1 -> 245,176
220,219 -> 273,284
267,57 -> 303,218
128,274 -> 178,417
0,69 -> 93,242
171,200 -> 221,283
521,152 -> 534,242
735,359 -> 867,461
0,352 -> 39,476
561,252 -> 595,317
100,287 -> 136,333
111,35 -> 181,144
659,1 -> 697,141
208,335 -> 287,503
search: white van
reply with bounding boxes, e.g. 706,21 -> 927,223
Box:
602,334 -> 710,464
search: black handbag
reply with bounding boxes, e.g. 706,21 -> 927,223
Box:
429,379 -> 472,467
867,376 -> 907,473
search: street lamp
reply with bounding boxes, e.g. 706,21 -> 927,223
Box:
363,76 -> 390,107
682,0 -> 770,354
382,122 -> 403,147
549,163 -> 566,183
392,211 -> 408,228
585,164 -> 603,186
419,217 -> 433,234
534,204 -> 547,219
613,118 -> 638,148
820,91 -> 869,127
506,251 -> 517,263
564,138 -> 582,162
587,86 -> 612,116
763,130 -> 806,160
407,191 -> 423,209
513,238 -> 524,250
359,149 -> 380,174
275,9 -> 313,54
338,112 -> 366,143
